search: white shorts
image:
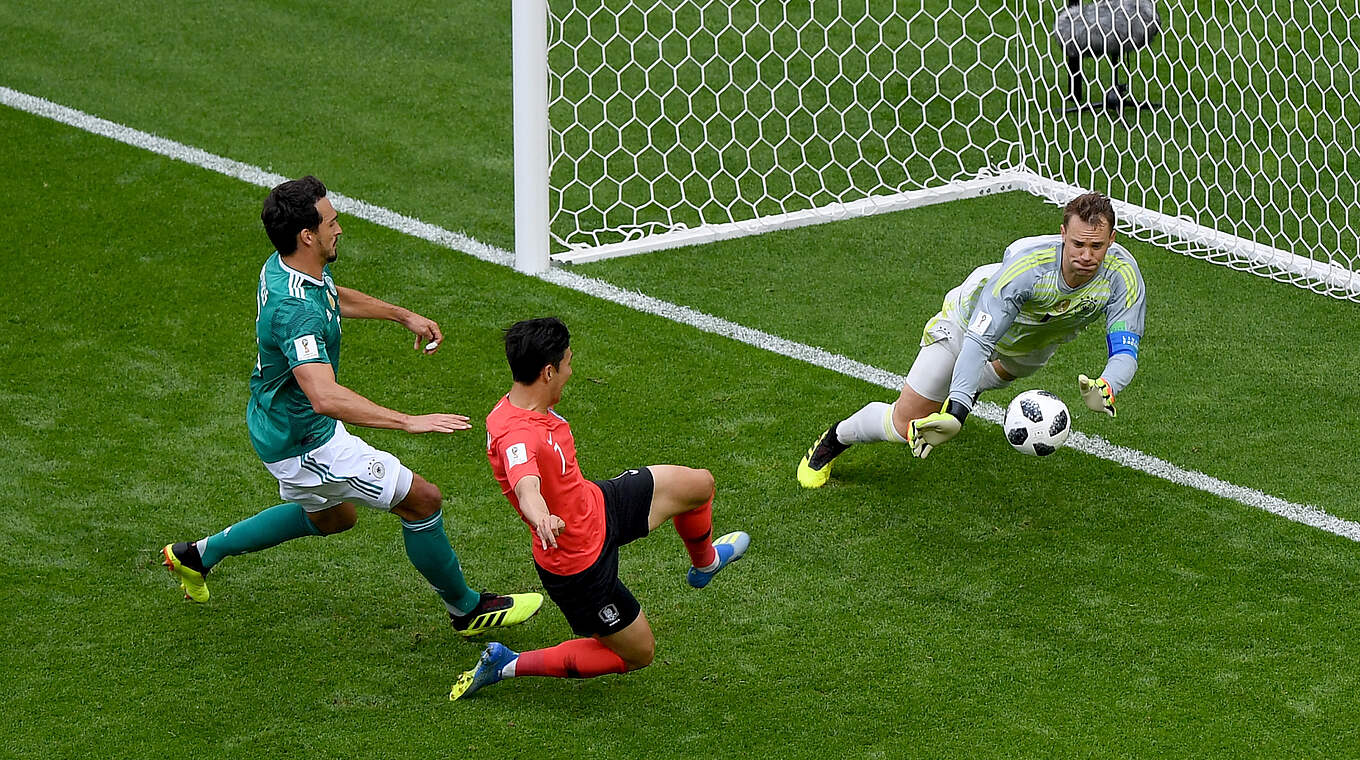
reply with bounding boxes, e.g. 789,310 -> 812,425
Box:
906,316 -> 1055,402
264,422 -> 414,512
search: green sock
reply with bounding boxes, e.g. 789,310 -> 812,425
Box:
401,510 -> 480,614
200,502 -> 321,569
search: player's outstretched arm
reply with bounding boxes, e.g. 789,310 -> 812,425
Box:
336,286 -> 443,354
908,400 -> 969,459
1078,374 -> 1116,417
293,362 -> 470,432
512,476 -> 565,550
923,323 -> 1004,457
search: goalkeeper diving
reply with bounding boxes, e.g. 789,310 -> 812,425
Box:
797,192 -> 1145,487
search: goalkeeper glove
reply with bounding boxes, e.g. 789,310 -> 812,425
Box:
1078,374 -> 1116,417
908,401 -> 968,459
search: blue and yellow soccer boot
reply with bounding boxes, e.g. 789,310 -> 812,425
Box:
686,531 -> 751,589
449,642 -> 518,701
449,592 -> 544,637
161,542 -> 209,603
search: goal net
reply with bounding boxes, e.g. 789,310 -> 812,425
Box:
517,0 -> 1359,300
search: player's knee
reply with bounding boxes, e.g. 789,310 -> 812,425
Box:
890,401 -> 916,438
309,504 -> 357,535
623,638 -> 655,670
399,479 -> 443,519
320,516 -> 357,535
415,482 -> 443,516
689,467 -> 715,503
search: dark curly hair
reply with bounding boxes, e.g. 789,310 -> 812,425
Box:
261,175 -> 327,254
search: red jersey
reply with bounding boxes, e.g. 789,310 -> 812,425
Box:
486,395 -> 606,575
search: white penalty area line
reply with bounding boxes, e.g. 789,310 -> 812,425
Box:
6,84 -> 1357,544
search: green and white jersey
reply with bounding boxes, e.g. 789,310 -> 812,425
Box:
247,253 -> 342,463
942,234 -> 1146,410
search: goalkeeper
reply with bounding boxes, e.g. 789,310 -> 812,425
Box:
797,192 -> 1145,487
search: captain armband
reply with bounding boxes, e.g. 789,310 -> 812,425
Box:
1107,330 -> 1140,359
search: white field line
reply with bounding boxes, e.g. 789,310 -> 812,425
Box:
5,84 -> 1356,543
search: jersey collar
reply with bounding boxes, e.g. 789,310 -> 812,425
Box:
275,253 -> 325,286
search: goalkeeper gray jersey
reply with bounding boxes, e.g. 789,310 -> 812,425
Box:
946,234 -> 1146,410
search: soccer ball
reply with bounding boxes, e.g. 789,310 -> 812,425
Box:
1003,390 -> 1071,456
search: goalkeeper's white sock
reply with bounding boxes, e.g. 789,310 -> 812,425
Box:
838,402 -> 907,445
978,362 -> 1011,393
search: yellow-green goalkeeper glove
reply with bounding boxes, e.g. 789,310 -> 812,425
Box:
1078,374 -> 1116,417
908,401 -> 968,459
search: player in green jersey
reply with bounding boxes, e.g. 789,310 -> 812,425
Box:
797,192 -> 1145,487
162,176 -> 542,636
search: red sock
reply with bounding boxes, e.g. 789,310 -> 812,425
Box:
515,638 -> 629,678
672,497 -> 717,568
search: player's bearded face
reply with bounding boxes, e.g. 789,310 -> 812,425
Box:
314,197 -> 342,263
1059,218 -> 1114,287
321,222 -> 340,262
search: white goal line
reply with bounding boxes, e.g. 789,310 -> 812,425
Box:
4,83 -> 1355,543
551,168 -> 1360,300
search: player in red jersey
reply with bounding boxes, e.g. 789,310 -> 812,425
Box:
450,317 -> 750,700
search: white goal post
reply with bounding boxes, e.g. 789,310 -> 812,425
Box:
511,0 -> 1360,300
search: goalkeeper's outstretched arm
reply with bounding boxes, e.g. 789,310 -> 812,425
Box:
1079,336 -> 1139,417
909,289 -> 1022,458
910,329 -> 1005,459
1085,246 -> 1146,417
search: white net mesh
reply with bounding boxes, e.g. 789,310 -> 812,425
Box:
548,1 -> 1022,249
545,0 -> 1360,299
1014,1 -> 1360,298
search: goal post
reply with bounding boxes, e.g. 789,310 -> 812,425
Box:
512,0 -> 551,274
513,0 -> 1360,301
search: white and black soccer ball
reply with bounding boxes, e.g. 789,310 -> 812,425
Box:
1003,389 -> 1071,456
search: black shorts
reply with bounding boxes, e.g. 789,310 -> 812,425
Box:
536,467 -> 654,636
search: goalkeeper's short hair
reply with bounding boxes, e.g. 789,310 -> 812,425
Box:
1062,192 -> 1116,231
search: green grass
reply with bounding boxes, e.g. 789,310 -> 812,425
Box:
3,2 -> 1360,758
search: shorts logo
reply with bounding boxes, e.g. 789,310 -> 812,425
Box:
506,442 -> 528,468
925,321 -> 953,343
598,604 -> 621,625
294,334 -> 320,361
368,459 -> 386,480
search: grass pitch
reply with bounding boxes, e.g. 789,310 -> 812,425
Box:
3,2 -> 1360,758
